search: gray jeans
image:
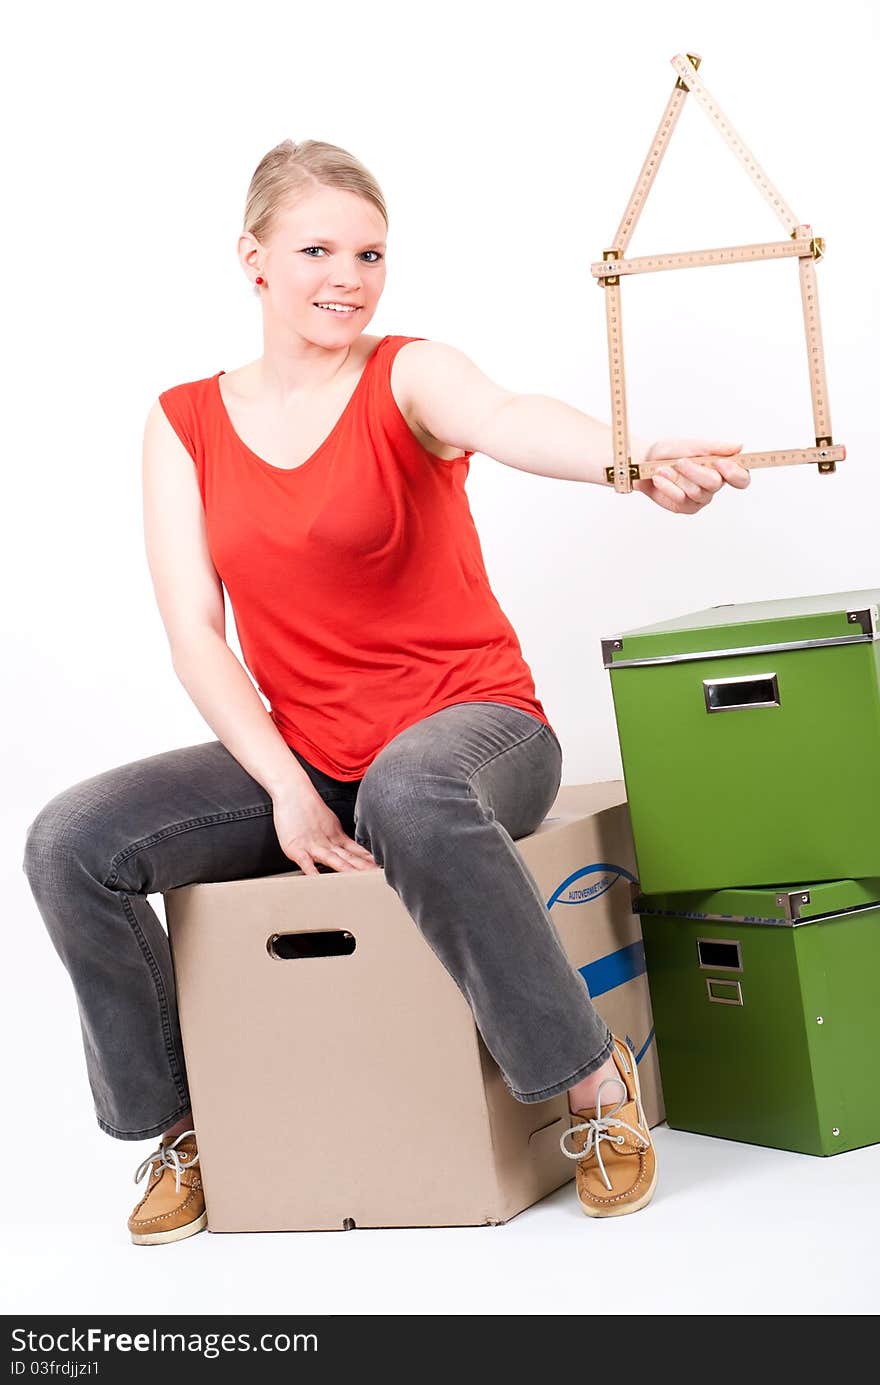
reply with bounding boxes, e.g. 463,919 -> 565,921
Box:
21,700 -> 613,1141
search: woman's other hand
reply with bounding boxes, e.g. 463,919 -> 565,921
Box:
272,783 -> 381,875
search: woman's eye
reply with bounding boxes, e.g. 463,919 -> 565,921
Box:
301,247 -> 383,262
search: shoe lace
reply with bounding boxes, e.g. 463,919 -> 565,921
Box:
134,1129 -> 200,1195
559,1076 -> 650,1192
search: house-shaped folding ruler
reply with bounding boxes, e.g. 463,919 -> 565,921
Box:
593,52 -> 846,493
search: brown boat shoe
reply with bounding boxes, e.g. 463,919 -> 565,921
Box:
559,1035 -> 658,1217
128,1129 -> 207,1245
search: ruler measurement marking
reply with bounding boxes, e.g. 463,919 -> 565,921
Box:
614,91 -> 688,254
591,237 -> 815,278
669,54 -> 799,232
796,237 -> 832,440
603,445 -> 846,487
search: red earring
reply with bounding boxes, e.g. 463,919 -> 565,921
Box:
255,275 -> 264,285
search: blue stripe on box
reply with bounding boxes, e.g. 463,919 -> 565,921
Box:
578,940 -> 647,998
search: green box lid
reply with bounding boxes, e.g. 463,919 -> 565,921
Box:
633,877 -> 880,926
603,588 -> 880,667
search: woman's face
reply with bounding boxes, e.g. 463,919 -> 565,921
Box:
247,186 -> 387,341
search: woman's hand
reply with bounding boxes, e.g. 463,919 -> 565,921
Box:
272,782 -> 381,876
634,438 -> 751,514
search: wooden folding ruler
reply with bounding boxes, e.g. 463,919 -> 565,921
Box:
593,51 -> 846,493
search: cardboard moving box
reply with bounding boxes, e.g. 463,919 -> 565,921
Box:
165,780 -> 664,1232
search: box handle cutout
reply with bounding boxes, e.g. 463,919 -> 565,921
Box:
703,673 -> 780,713
706,977 -> 743,1006
697,938 -> 743,972
528,1115 -> 564,1144
267,930 -> 356,960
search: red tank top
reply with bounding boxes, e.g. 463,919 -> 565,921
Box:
158,334 -> 552,780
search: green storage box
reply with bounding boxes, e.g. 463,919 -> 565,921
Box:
635,879 -> 880,1156
603,588 -> 880,893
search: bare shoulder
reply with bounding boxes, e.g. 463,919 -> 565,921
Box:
390,337 -> 462,396
390,338 -> 515,460
389,338 -> 488,459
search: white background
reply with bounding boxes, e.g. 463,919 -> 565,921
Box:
3,0 -> 878,1315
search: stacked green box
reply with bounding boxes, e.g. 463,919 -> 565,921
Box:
602,588 -> 880,894
634,880 -> 880,1155
603,589 -> 880,1156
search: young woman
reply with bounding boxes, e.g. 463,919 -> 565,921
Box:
22,139 -> 749,1244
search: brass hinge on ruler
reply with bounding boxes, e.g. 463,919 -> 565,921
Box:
596,51 -> 845,492
674,51 -> 702,89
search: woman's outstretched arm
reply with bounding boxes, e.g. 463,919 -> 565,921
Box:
399,339 -> 750,514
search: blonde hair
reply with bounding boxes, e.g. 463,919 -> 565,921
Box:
243,138 -> 388,250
